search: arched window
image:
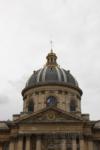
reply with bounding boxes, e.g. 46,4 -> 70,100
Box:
28,101 -> 34,112
70,100 -> 76,112
46,96 -> 57,107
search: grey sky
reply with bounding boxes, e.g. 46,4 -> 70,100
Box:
0,0 -> 100,120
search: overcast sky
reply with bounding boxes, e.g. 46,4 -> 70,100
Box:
0,0 -> 100,121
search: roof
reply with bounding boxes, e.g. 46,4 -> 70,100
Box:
22,51 -> 81,94
0,122 -> 9,130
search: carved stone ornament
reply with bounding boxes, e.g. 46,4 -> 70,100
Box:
47,111 -> 56,120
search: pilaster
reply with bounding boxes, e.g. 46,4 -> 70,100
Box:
88,140 -> 94,150
26,136 -> 31,150
17,136 -> 23,150
80,138 -> 85,150
9,139 -> 15,150
61,139 -> 66,150
36,135 -> 41,150
72,138 -> 77,150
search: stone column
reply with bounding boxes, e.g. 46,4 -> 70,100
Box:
17,136 -> 23,150
9,139 -> 15,150
80,138 -> 85,150
26,136 -> 31,150
36,135 -> 41,150
72,138 -> 77,150
61,139 -> 66,150
88,140 -> 94,150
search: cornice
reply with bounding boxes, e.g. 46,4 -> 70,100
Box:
22,82 -> 83,96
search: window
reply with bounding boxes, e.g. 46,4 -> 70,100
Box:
28,101 -> 34,112
70,100 -> 76,112
46,96 -> 57,107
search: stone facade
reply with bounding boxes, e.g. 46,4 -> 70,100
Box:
23,85 -> 81,115
0,50 -> 100,150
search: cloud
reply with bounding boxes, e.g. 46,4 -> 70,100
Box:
0,0 -> 100,120
8,75 -> 28,92
0,94 -> 9,104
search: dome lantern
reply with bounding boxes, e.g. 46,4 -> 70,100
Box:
46,50 -> 58,66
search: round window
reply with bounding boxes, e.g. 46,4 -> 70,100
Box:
47,96 -> 57,107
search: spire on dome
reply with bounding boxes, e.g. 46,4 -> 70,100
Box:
50,40 -> 53,53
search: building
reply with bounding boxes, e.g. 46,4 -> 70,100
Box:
0,50 -> 100,150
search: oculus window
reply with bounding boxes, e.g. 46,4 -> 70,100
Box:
46,96 -> 57,107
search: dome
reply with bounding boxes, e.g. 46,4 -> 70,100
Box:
22,50 -> 82,95
25,67 -> 78,88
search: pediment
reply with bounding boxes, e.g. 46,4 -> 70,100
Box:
17,107 -> 83,124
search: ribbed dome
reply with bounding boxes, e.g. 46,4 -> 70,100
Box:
25,67 -> 78,88
25,50 -> 79,88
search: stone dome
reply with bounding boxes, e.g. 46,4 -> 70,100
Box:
25,67 -> 78,88
23,50 -> 80,92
